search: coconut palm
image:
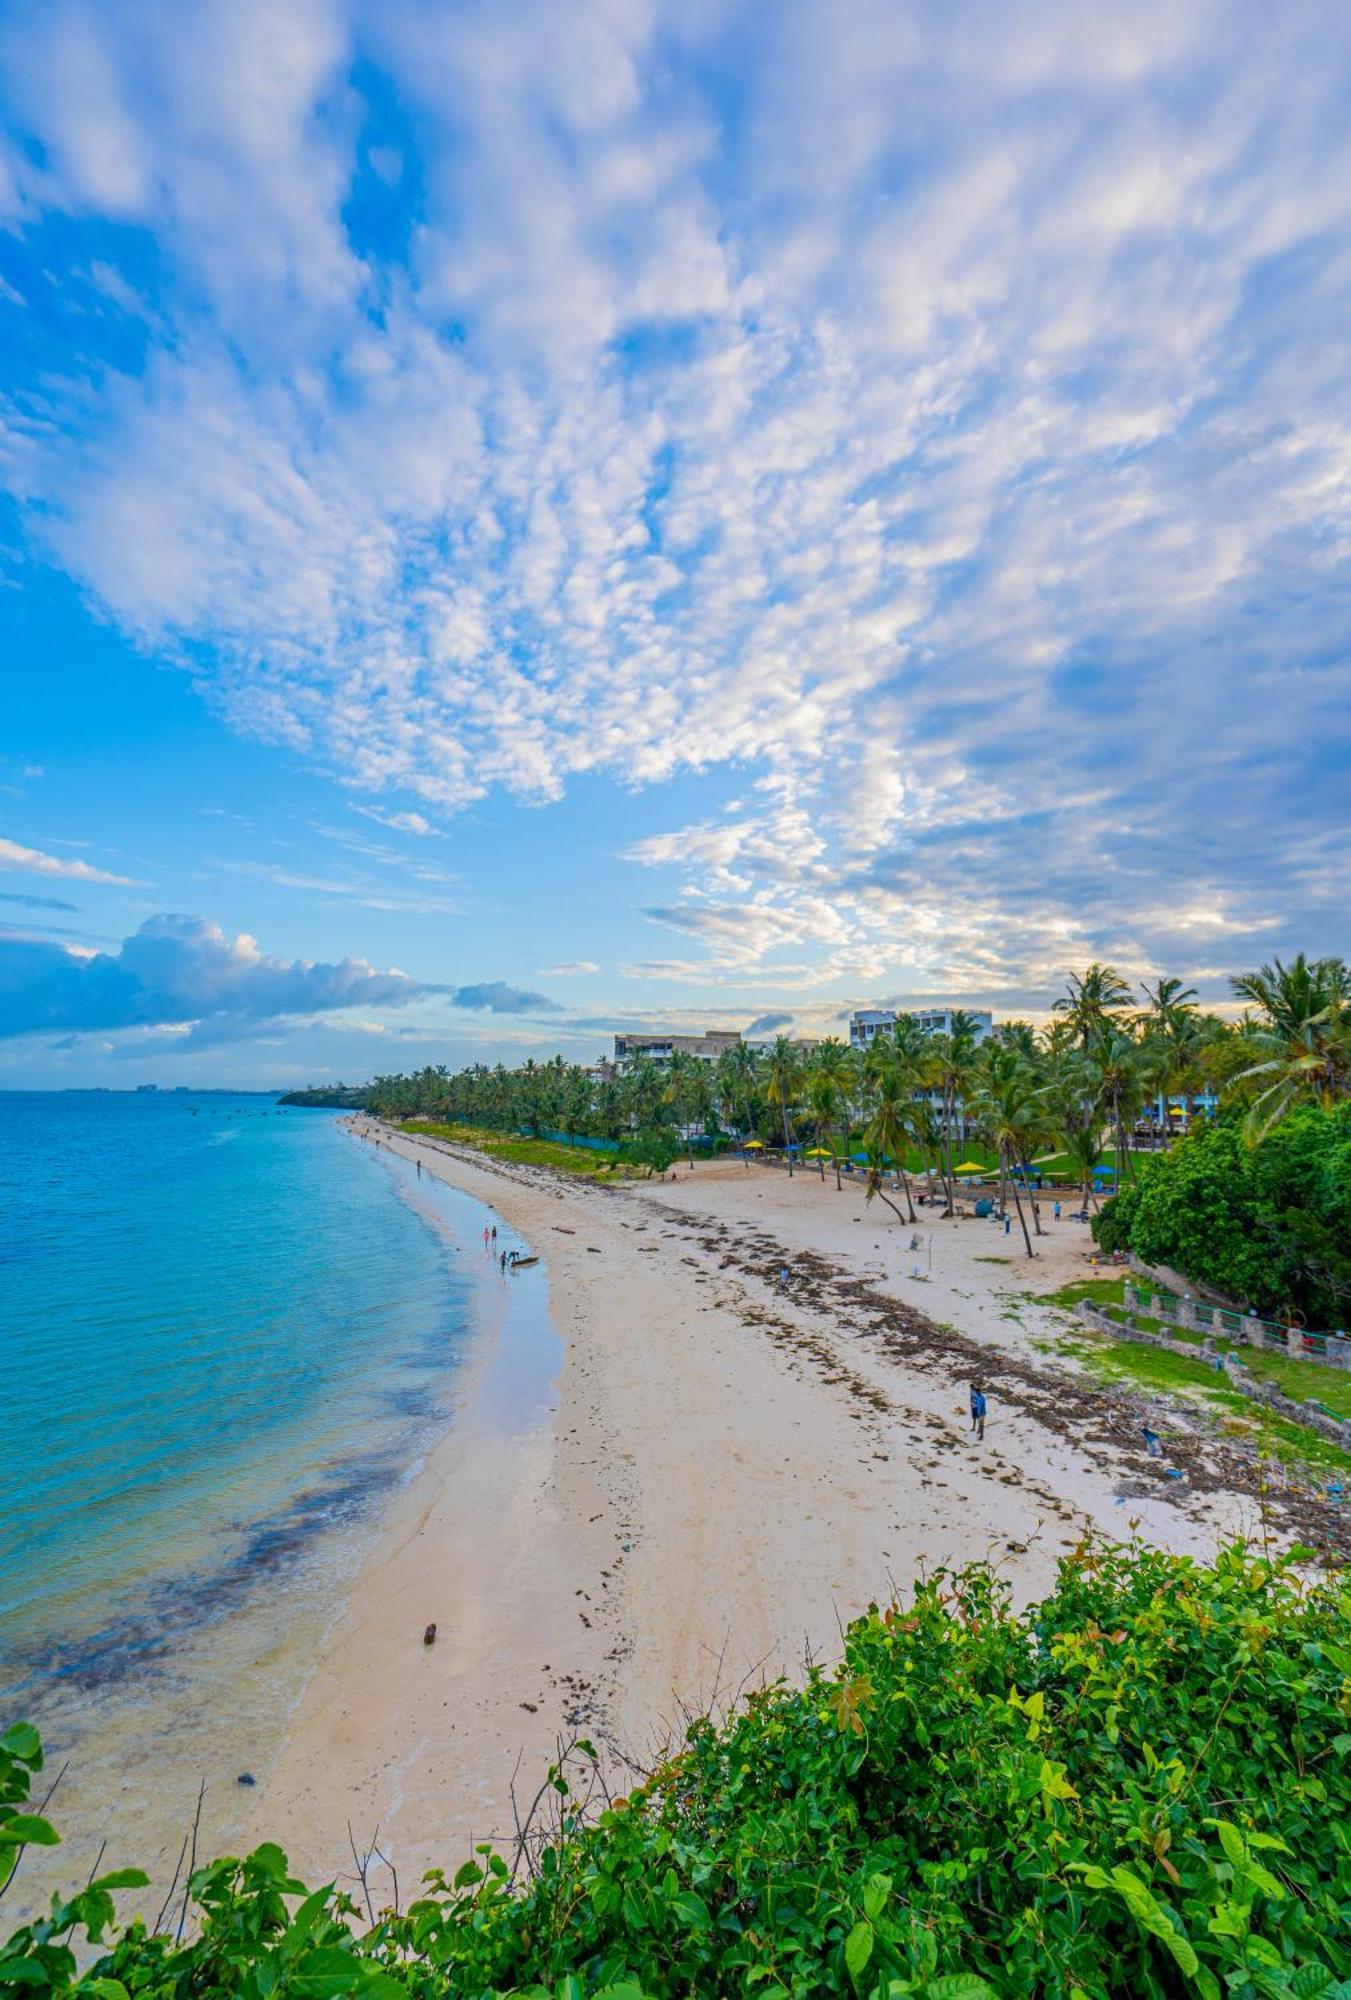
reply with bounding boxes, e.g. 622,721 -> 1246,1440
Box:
973,1071 -> 1039,1257
764,1035 -> 801,1174
1053,964 -> 1134,1051
862,1068 -> 918,1222
1231,955 -> 1351,1134
1089,1024 -> 1147,1182
804,1069 -> 840,1181
924,1012 -> 984,1213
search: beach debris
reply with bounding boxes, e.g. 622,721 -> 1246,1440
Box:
423,1622 -> 438,1646
519,1701 -> 537,1712
237,1772 -> 256,1786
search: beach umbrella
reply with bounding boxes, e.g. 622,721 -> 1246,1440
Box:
743,1139 -> 765,1150
804,1146 -> 833,1158
1094,1165 -> 1116,1178
850,1152 -> 869,1163
954,1161 -> 988,1174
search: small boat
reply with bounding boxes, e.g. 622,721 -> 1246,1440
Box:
509,1254 -> 540,1269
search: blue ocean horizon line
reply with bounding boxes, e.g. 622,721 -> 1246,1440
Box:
1,1091 -> 491,1705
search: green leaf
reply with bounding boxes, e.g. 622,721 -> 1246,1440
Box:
1,1815 -> 58,1846
924,1978 -> 998,2000
845,1920 -> 874,1982
1214,1820 -> 1248,1872
1291,1966 -> 1333,1998
0,1726 -> 40,1763
863,1872 -> 892,1922
670,1890 -> 710,1931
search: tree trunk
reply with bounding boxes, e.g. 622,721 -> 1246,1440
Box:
1007,1152 -> 1035,1257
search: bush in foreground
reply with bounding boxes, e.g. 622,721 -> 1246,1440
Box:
4,1542 -> 1349,2000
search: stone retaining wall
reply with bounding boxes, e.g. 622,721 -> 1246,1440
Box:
1075,1302 -> 1350,1452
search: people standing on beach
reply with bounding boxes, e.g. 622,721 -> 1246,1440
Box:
1053,1200 -> 1061,1223
778,1263 -> 789,1291
491,1225 -> 497,1244
969,1383 -> 987,1441
500,1250 -> 507,1271
483,1226 -> 490,1248
416,1158 -> 421,1178
1004,1212 -> 1011,1236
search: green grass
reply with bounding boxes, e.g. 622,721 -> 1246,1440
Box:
400,1120 -> 627,1177
1070,1331 -> 1351,1478
1032,1275 -> 1128,1311
1036,1275 -> 1351,1421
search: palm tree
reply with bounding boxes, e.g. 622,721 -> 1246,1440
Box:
1054,964 -> 1134,1051
664,1050 -> 703,1165
862,1069 -> 918,1222
1090,1024 -> 1147,1182
1062,1126 -> 1104,1214
809,1037 -> 853,1186
1230,955 -> 1350,1135
764,1036 -> 801,1175
973,1071 -> 1039,1257
804,1069 -> 839,1181
864,1143 -> 911,1230
924,1012 -> 984,1214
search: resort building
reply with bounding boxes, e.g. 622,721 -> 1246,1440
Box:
612,1028 -> 742,1069
848,1006 -> 994,1048
848,1010 -> 896,1048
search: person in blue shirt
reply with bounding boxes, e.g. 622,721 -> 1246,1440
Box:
969,1383 -> 987,1441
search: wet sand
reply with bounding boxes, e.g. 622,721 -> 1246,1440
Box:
259,1125 -> 1305,1899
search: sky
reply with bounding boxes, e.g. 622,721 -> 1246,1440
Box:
0,0 -> 1348,1088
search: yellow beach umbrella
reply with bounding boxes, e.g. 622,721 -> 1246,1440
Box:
954,1161 -> 988,1174
804,1146 -> 833,1158
743,1139 -> 765,1149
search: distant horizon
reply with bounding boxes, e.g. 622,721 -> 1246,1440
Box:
1,1 -> 1346,1090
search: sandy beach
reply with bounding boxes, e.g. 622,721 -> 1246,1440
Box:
257,1122 -> 1300,1897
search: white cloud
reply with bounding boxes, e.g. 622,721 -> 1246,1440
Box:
0,0 -> 1348,994
539,960 -> 600,975
0,834 -> 141,885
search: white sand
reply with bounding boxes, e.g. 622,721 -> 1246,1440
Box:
259,1129 -> 1268,1895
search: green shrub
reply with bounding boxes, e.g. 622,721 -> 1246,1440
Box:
1093,1107 -> 1351,1324
4,1544 -> 1349,2000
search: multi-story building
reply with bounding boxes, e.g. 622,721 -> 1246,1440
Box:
912,1008 -> 993,1042
848,1009 -> 896,1048
612,1028 -> 742,1069
849,1007 -> 994,1048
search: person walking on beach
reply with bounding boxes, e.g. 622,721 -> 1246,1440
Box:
500,1250 -> 507,1271
1004,1211 -> 1011,1237
969,1383 -> 987,1442
491,1225 -> 497,1244
778,1263 -> 789,1292
1053,1200 -> 1061,1223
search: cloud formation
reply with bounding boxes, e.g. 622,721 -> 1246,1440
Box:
450,981 -> 560,1015
0,835 -> 140,886
0,0 -> 1347,997
0,913 -> 421,1041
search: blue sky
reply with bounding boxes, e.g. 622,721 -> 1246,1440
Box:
0,0 -> 1348,1087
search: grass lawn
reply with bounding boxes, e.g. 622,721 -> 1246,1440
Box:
1035,1278 -> 1351,1457
400,1120 -> 628,1177
1032,1276 -> 1129,1311
1072,1334 -> 1351,1479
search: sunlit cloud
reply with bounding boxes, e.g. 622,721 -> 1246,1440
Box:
0,0 -> 1346,999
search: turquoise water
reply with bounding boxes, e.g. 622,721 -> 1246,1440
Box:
0,1093 -> 519,1694
0,1092 -> 560,1918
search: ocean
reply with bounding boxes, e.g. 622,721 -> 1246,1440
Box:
0,1091 -> 554,1909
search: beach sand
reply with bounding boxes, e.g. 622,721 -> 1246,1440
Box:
258,1126 -> 1281,1897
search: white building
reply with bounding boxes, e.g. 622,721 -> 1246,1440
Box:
849,1009 -> 896,1048
849,1006 -> 994,1048
612,1028 -> 742,1069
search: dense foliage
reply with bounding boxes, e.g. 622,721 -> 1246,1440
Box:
5,1543 -> 1350,2000
1092,1106 -> 1351,1325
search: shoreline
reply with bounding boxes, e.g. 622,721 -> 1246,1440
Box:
256,1117 -> 1283,1899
